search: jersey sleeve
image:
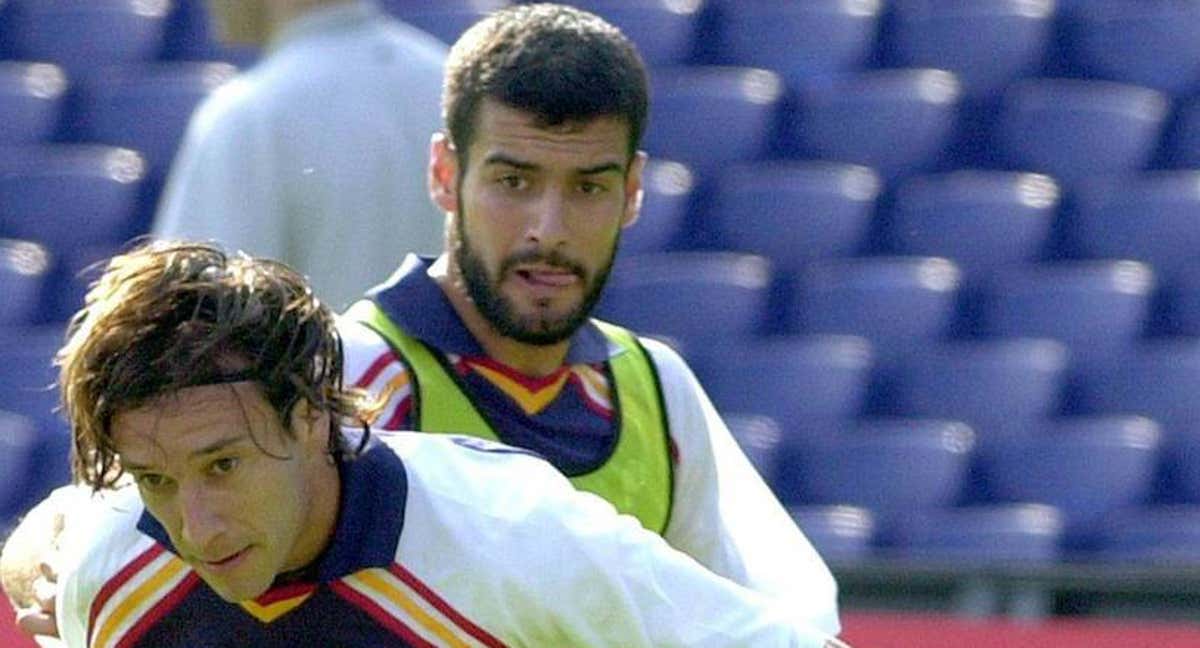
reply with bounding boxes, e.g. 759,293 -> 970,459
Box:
642,338 -> 842,636
393,435 -> 841,647
54,488 -> 151,648
337,317 -> 416,430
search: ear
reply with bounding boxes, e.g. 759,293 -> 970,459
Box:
621,151 -> 648,229
429,132 -> 460,215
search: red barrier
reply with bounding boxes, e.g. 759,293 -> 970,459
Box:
842,611 -> 1200,648
0,597 -> 37,648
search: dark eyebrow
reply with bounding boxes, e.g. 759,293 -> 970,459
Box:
482,154 -> 625,177
483,153 -> 537,171
576,162 -> 625,176
121,434 -> 250,473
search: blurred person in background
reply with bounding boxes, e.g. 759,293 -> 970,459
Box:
153,0 -> 448,309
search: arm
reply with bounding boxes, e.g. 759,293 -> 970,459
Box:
398,435 -> 848,647
643,339 -> 842,636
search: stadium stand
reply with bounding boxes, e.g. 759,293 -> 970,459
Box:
0,61 -> 67,145
788,504 -> 877,564
616,158 -> 695,255
711,0 -> 883,89
786,67 -> 963,182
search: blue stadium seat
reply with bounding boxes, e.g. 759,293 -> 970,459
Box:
1077,339 -> 1200,427
0,409 -> 38,516
791,256 -> 962,369
723,413 -> 785,484
380,0 -> 511,45
977,415 -> 1161,544
597,251 -> 772,351
994,79 -> 1169,186
0,62 -> 68,145
788,505 -> 876,564
714,0 -> 882,88
1071,172 -> 1200,283
0,327 -> 71,505
51,243 -> 124,324
563,0 -> 701,67
0,240 -> 51,327
977,261 -> 1155,368
1094,507 -> 1200,563
1168,97 -> 1200,168
618,159 -> 695,256
886,504 -> 1063,563
1065,0 -> 1200,96
886,171 -> 1059,279
0,325 -> 66,437
883,0 -> 1055,101
0,0 -> 171,78
642,66 -> 784,179
708,162 -> 881,274
0,145 -> 147,254
893,338 -> 1069,446
65,62 -> 238,179
692,335 -> 874,436
779,418 -> 975,513
1170,264 -> 1200,337
788,68 -> 963,182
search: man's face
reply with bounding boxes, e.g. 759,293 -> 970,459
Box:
112,383 -> 329,602
438,100 -> 646,345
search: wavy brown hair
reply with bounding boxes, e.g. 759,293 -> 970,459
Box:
58,240 -> 369,489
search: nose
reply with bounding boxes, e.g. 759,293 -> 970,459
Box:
177,484 -> 227,555
525,189 -> 569,248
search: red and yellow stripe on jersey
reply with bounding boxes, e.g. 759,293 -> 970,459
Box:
86,544 -> 200,648
331,563 -> 506,648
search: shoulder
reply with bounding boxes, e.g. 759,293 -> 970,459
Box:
338,315 -> 407,385
632,335 -> 698,387
375,432 -> 563,515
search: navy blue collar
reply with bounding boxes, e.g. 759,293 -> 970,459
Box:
137,431 -> 407,582
365,254 -> 614,365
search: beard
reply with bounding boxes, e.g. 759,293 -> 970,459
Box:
454,208 -> 618,346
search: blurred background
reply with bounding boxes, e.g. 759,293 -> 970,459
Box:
2,0 -> 1200,645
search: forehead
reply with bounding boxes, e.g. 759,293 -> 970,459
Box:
111,383 -> 269,461
468,99 -> 631,166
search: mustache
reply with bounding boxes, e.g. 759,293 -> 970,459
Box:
499,250 -> 587,279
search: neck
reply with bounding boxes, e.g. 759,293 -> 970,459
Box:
429,256 -> 571,377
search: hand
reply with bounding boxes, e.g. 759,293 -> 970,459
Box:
15,561 -> 59,639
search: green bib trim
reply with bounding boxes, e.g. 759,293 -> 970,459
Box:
347,300 -> 674,534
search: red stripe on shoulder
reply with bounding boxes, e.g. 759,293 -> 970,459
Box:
113,572 -> 201,648
388,563 -> 508,648
329,580 -> 436,648
381,397 -> 413,430
87,544 -> 165,644
354,350 -> 399,388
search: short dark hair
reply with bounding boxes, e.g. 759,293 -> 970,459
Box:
58,240 -> 368,489
443,3 -> 649,166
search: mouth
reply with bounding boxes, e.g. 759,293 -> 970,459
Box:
513,266 -> 580,288
199,547 -> 250,571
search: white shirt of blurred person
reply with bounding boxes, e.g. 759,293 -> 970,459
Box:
153,0 -> 447,310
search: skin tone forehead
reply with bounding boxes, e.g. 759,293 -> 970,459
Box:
112,383 -> 275,469
469,101 -> 633,173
